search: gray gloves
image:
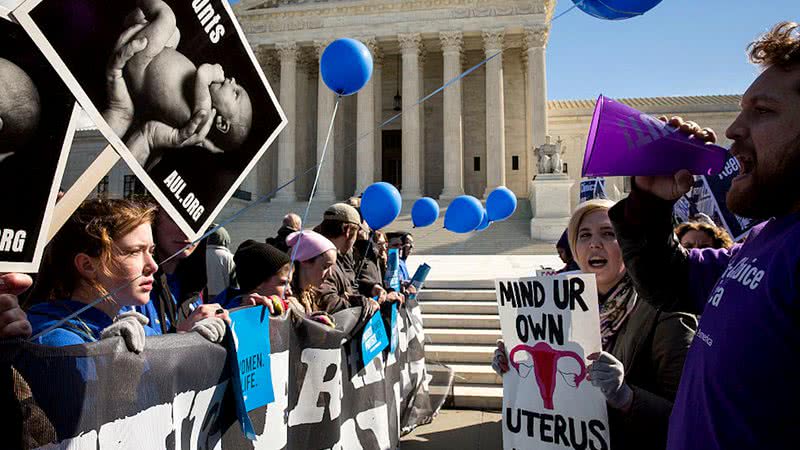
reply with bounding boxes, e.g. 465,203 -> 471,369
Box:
101,311 -> 149,353
491,339 -> 509,375
587,351 -> 634,410
191,317 -> 226,343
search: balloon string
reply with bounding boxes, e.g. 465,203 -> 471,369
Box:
551,0 -> 584,22
284,96 -> 342,295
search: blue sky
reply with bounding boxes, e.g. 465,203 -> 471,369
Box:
547,0 -> 799,100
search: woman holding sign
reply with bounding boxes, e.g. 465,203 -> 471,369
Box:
494,199 -> 696,450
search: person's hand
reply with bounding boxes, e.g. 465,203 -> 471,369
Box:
587,351 -> 634,411
103,21 -> 148,136
191,317 -> 226,343
386,291 -> 405,305
240,293 -> 285,316
491,339 -> 509,375
371,285 -> 387,304
362,298 -> 380,317
177,303 -> 228,332
404,284 -> 417,297
100,311 -> 149,353
309,311 -> 336,328
143,108 -> 217,149
0,273 -> 33,339
633,116 -> 718,201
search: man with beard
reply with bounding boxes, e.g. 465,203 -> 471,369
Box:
608,22 -> 800,449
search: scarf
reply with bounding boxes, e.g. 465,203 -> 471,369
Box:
598,274 -> 639,350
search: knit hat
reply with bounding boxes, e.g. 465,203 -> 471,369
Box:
234,241 -> 291,293
286,230 -> 336,262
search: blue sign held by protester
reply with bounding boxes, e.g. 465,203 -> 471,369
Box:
361,311 -> 389,365
409,263 -> 431,301
389,303 -> 399,353
227,307 -> 275,440
385,248 -> 401,292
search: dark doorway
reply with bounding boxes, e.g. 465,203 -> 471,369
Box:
382,130 -> 402,188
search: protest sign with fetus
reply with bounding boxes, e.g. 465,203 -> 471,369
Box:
13,0 -> 285,241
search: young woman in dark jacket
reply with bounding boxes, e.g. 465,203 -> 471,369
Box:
493,199 -> 696,450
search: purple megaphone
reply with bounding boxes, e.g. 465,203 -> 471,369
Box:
509,342 -> 587,410
582,95 -> 728,177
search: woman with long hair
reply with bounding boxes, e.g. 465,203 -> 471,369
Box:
27,199 -> 224,349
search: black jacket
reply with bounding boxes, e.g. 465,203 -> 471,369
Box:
606,298 -> 696,450
605,187 -> 701,449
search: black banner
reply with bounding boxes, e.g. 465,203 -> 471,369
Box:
1,299 -> 453,449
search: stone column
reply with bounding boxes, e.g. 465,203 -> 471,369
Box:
439,31 -> 464,200
372,49 -> 383,182
525,26 -> 550,186
274,42 -> 297,200
355,37 -> 377,194
314,40 -> 336,201
483,29 -> 506,198
398,33 -> 422,198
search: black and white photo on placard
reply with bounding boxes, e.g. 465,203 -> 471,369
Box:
13,0 -> 286,241
0,10 -> 76,272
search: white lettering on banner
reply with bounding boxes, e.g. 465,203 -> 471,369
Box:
356,405 -> 391,450
408,307 -> 425,344
398,313 -> 409,353
409,358 -> 428,391
329,406 -> 391,450
330,418 -> 363,450
352,355 -> 386,390
254,350 -> 290,450
288,348 -> 343,426
0,228 -> 26,252
172,382 -> 227,450
99,403 -> 173,448
163,170 -> 205,222
190,0 -> 226,43
392,381 -> 402,433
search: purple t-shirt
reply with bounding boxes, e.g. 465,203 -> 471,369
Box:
669,212 -> 800,449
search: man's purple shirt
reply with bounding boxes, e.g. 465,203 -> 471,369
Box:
668,212 -> 799,449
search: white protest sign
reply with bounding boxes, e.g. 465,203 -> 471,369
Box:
496,273 -> 609,450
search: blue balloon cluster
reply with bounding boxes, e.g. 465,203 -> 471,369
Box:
444,196 -> 484,233
486,187 -> 517,222
411,197 -> 439,228
361,182 -> 401,230
320,38 -> 373,96
572,0 -> 663,20
443,187 -> 518,234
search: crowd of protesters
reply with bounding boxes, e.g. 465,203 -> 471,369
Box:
0,19 -> 798,450
0,196 -> 417,351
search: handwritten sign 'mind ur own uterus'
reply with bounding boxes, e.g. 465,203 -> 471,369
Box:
495,274 -> 609,450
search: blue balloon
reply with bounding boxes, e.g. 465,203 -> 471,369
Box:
475,209 -> 491,232
486,187 -> 517,222
572,0 -> 663,20
411,197 -> 439,228
361,182 -> 401,230
320,38 -> 373,96
444,196 -> 484,233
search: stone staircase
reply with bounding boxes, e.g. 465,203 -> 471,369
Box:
420,281 -> 503,410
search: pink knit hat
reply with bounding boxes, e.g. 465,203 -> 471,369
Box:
286,230 -> 336,262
